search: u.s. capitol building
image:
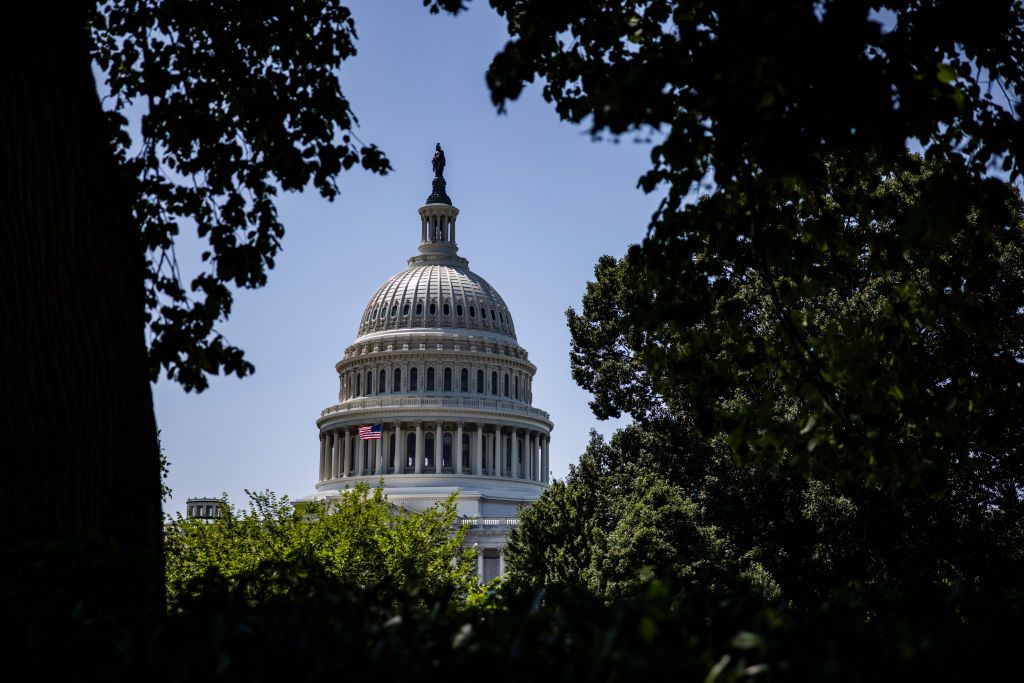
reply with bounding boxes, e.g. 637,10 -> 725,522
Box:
311,146 -> 552,582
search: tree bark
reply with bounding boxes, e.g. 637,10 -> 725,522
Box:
0,2 -> 164,615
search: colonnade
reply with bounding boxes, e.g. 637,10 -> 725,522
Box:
318,421 -> 550,485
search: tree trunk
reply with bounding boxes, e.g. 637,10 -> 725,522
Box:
0,2 -> 164,616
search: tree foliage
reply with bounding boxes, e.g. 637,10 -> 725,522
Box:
164,485 -> 477,607
90,0 -> 392,391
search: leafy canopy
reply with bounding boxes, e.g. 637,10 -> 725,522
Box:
164,484 -> 478,608
90,0 -> 392,391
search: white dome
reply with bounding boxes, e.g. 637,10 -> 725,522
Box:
358,260 -> 516,339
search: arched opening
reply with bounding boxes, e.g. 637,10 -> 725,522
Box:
443,303 -> 450,316
427,367 -> 435,391
429,302 -> 437,315
393,368 -> 401,393
442,432 -> 453,469
514,375 -> 519,399
503,373 -> 509,397
406,432 -> 416,470
460,368 -> 469,392
366,371 -> 373,394
456,304 -> 463,316
379,369 -> 386,394
402,303 -> 410,315
416,302 -> 423,315
476,369 -> 484,394
491,371 -> 498,396
356,373 -> 361,396
462,433 -> 471,470
443,367 -> 452,391
410,367 -> 419,391
425,433 -> 435,469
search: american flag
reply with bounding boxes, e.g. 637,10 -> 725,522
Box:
358,423 -> 382,440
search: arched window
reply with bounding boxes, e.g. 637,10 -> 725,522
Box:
366,371 -> 373,394
469,306 -> 476,318
443,303 -> 450,315
379,369 -> 386,393
425,433 -> 435,468
393,368 -> 402,393
491,371 -> 498,395
460,368 -> 469,392
390,305 -> 397,316
427,367 -> 435,391
476,369 -> 484,394
406,432 -> 416,469
410,367 -> 418,391
456,304 -> 463,316
430,302 -> 437,315
503,373 -> 509,397
480,307 -> 487,320
402,303 -> 410,315
490,310 -> 496,320
443,367 -> 452,391
416,302 -> 423,315
442,433 -> 453,469
356,373 -> 361,396
514,375 -> 519,399
462,433 -> 471,469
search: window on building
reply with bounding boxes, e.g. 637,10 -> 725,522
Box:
393,368 -> 402,392
443,303 -> 450,316
356,373 -> 361,396
444,367 -> 452,391
491,309 -> 496,320
482,549 -> 500,583
457,304 -> 463,316
403,303 -> 410,315
379,369 -> 386,393
410,367 -> 418,391
514,376 -> 519,399
442,433 -> 453,468
462,433 -> 471,469
405,432 -> 416,469
460,368 -> 469,392
430,302 -> 437,314
366,371 -> 373,394
390,305 -> 397,316
427,367 -> 435,391
469,306 -> 476,317
416,302 -> 423,315
480,307 -> 487,320
476,369 -> 484,394
491,371 -> 498,395
499,312 -> 505,323
503,373 -> 509,397
425,434 -> 435,468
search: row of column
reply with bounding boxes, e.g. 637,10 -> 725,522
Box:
318,422 -> 550,484
340,364 -> 532,403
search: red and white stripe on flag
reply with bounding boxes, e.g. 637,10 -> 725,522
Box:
358,423 -> 382,440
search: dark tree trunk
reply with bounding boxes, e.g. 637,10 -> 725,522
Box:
0,2 -> 164,616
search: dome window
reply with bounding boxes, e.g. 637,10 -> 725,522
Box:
430,303 -> 437,315
499,312 -> 505,323
456,304 -> 463,316
469,306 -> 476,318
390,305 -> 397,316
443,303 -> 450,316
490,310 -> 496,320
402,303 -> 410,315
416,303 -> 423,315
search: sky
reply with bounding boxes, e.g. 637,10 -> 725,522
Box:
156,0 -> 664,513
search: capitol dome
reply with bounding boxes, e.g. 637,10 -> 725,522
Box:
312,146 -> 552,582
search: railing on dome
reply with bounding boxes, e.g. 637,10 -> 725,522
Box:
460,517 -> 519,529
320,396 -> 551,421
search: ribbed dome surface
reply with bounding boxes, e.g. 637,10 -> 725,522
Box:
358,262 -> 516,339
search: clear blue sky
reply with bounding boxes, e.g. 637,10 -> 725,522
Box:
155,0 -> 664,512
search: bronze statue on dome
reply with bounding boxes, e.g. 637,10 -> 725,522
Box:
431,143 -> 446,178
